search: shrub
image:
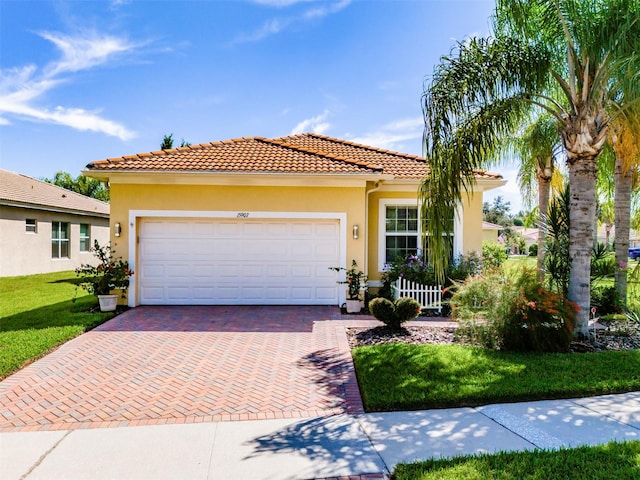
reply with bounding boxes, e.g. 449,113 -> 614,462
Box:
369,297 -> 421,330
448,251 -> 483,281
482,242 -> 508,271
591,285 -> 623,316
329,260 -> 367,300
451,268 -> 578,352
75,241 -> 133,297
528,243 -> 538,257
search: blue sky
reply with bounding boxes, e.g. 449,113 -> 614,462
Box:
0,0 -> 522,212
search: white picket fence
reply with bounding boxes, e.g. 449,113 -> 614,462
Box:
392,278 -> 442,314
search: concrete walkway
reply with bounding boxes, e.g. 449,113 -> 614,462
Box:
3,392 -> 640,479
2,306 -> 640,479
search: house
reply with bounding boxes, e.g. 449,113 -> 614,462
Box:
84,133 -> 505,307
482,221 -> 504,243
0,169 -> 110,277
512,226 -> 538,253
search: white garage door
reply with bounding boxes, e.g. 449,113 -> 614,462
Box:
138,218 -> 340,305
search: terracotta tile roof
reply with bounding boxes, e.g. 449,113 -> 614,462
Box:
86,133 -> 503,181
0,169 -> 109,216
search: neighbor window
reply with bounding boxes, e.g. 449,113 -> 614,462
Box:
25,219 -> 37,233
79,224 -> 91,252
51,221 -> 70,258
384,206 -> 419,263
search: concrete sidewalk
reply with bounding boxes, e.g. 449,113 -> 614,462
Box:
3,391 -> 640,480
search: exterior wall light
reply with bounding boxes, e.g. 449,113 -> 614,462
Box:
353,224 -> 359,239
114,222 -> 122,237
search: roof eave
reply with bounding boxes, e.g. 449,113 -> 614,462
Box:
83,169 -> 394,186
0,199 -> 110,218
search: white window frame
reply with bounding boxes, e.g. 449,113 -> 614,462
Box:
25,219 -> 37,233
378,198 -> 462,273
51,221 -> 70,259
79,224 -> 91,252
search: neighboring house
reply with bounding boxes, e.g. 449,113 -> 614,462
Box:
596,225 -> 640,248
0,169 -> 110,277
85,133 -> 505,307
482,221 -> 504,243
512,226 -> 538,252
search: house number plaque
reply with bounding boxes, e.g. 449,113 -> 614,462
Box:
237,212 -> 250,218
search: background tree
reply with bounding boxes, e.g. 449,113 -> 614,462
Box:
161,133 -> 191,150
421,0 -> 640,334
44,171 -> 109,202
510,113 -> 562,279
483,196 -> 514,226
610,114 -> 640,305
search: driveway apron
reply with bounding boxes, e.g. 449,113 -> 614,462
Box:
0,306 -> 365,432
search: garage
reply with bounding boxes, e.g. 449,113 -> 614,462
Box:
137,217 -> 341,305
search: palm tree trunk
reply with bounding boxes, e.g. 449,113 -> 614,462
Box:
536,172 -> 551,281
614,154 -> 632,307
568,155 -> 598,336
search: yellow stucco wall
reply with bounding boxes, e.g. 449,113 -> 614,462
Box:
109,182 -> 368,271
108,179 -> 486,295
366,187 -> 485,282
461,192 -> 484,256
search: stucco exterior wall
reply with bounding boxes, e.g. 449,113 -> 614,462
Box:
366,187 -> 485,282
108,182 -> 368,280
461,192 -> 484,255
482,229 -> 499,243
0,205 -> 109,277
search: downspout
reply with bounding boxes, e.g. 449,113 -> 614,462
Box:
364,181 -> 382,281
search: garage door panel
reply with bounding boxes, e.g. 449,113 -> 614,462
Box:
139,217 -> 340,305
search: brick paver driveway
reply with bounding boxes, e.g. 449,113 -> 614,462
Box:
0,306 -> 367,432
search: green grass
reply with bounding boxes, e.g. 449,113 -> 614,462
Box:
504,255 -> 537,271
392,441 -> 640,479
0,271 -> 116,379
353,343 -> 640,411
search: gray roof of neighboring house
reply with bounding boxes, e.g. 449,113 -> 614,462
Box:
0,169 -> 109,217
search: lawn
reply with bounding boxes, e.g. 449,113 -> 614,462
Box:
392,441 -> 640,479
0,271 -> 116,379
353,343 -> 640,411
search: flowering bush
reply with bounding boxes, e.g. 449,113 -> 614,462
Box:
330,260 -> 367,299
378,252 -> 483,305
451,268 -> 578,352
76,241 -> 133,297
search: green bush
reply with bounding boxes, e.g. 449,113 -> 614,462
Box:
591,285 -> 623,316
482,242 -> 508,271
528,243 -> 538,256
451,269 -> 578,352
369,297 -> 421,330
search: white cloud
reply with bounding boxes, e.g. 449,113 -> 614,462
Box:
349,117 -> 424,154
233,0 -> 351,44
290,110 -> 331,135
0,30 -> 139,140
40,31 -> 136,76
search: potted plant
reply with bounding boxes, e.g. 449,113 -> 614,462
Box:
330,260 -> 367,313
76,240 -> 133,312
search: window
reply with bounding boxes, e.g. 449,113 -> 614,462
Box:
384,206 -> 419,263
25,219 -> 37,233
79,224 -> 91,252
378,198 -> 459,272
52,222 -> 70,258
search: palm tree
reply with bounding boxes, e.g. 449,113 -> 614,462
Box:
610,114 -> 640,305
510,113 -> 562,280
421,0 -> 640,334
